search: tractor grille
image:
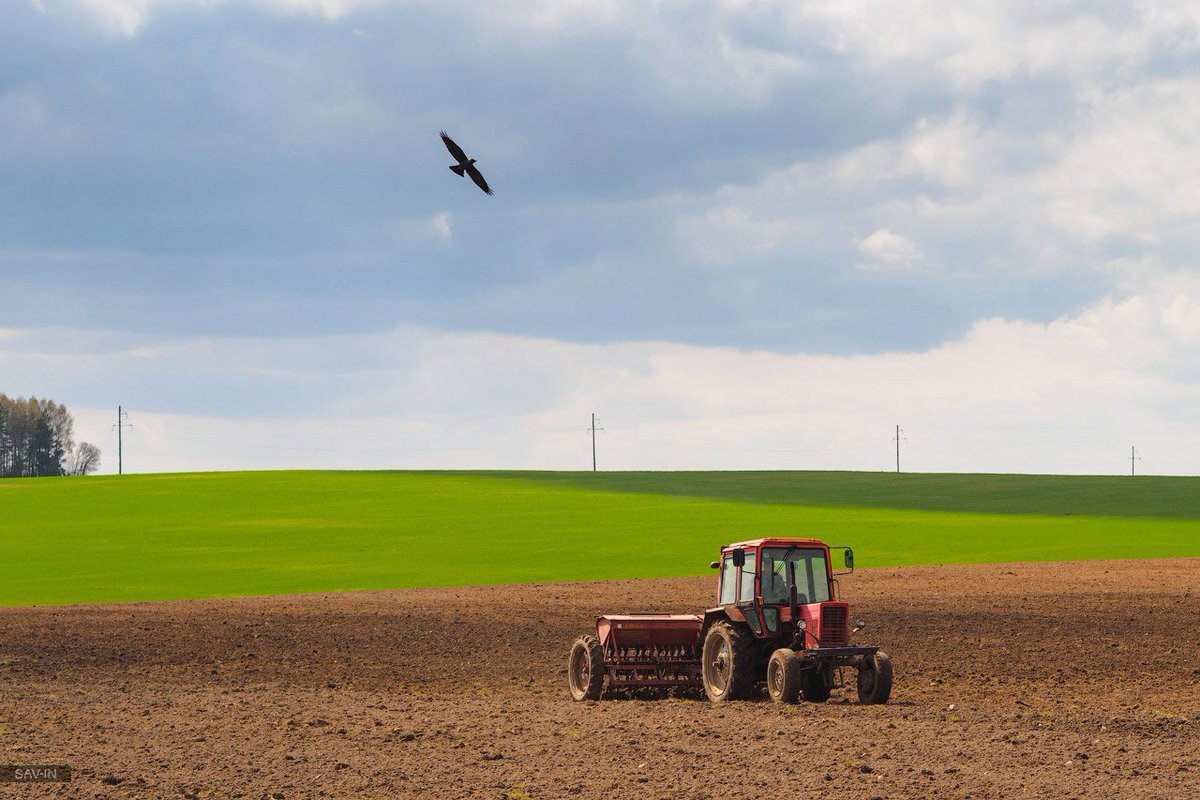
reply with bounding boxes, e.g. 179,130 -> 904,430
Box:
819,605 -> 849,646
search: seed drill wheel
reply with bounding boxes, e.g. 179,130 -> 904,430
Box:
567,635 -> 605,701
701,621 -> 754,702
856,650 -> 893,705
800,663 -> 832,703
766,648 -> 802,703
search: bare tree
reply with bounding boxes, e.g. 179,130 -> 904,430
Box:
66,442 -> 101,476
41,399 -> 75,456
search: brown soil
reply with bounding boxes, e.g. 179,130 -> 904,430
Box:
0,559 -> 1198,799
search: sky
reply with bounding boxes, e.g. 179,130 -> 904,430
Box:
3,0 -> 1200,475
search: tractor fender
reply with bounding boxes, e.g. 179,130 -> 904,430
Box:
697,607 -> 748,650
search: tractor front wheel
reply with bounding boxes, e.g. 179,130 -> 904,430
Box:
800,664 -> 832,703
567,635 -> 605,701
856,650 -> 893,704
701,621 -> 754,702
766,648 -> 801,703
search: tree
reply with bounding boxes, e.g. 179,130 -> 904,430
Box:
40,399 -> 74,456
30,411 -> 63,477
66,442 -> 101,476
0,403 -> 10,477
1,395 -> 37,477
0,394 -> 99,478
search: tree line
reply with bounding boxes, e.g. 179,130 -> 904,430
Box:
0,395 -> 100,477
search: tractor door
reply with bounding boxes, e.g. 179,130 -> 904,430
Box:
717,548 -> 765,635
731,548 -> 765,636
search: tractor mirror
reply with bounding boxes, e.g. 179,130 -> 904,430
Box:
732,548 -> 745,568
844,549 -> 854,569
709,560 -> 720,569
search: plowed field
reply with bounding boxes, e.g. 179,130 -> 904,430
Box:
1,559 -> 1198,799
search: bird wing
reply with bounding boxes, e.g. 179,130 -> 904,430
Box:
466,164 -> 493,195
440,130 -> 468,163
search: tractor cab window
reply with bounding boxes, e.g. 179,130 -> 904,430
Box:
718,550 -> 758,605
719,556 -> 737,605
737,551 -> 757,603
760,548 -> 831,605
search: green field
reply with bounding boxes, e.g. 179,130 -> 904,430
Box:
1,470 -> 1199,606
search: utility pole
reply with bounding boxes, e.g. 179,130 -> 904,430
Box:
113,406 -> 132,475
893,425 -> 906,473
1130,446 -> 1141,476
588,413 -> 604,472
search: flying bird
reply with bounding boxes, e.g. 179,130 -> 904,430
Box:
440,130 -> 493,196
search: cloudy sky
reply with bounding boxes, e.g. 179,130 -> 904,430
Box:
4,0 -> 1200,475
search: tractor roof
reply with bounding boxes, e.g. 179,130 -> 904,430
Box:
722,537 -> 828,551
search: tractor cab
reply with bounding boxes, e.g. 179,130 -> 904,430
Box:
709,537 -> 853,647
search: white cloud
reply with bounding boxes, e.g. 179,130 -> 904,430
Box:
795,2 -> 1198,89
1037,79 -> 1200,244
857,228 -> 923,266
257,0 -> 382,19
42,0 -> 383,36
712,33 -> 810,106
57,0 -> 625,38
829,111 -> 997,192
76,0 -> 157,36
676,205 -> 788,267
482,0 -> 626,34
7,274 -> 1200,475
383,211 -> 454,249
668,66 -> 1200,295
430,212 -> 453,244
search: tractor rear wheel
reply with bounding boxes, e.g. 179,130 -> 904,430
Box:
701,621 -> 754,702
567,635 -> 605,701
856,650 -> 893,704
800,664 -> 832,703
766,648 -> 801,703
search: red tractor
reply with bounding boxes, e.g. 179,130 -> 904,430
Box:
568,537 -> 892,704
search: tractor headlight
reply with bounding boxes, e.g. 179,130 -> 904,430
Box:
795,618 -> 807,631
763,607 -> 778,633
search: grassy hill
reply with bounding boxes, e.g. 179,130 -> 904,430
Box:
467,470 -> 1200,518
1,469 -> 1198,606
